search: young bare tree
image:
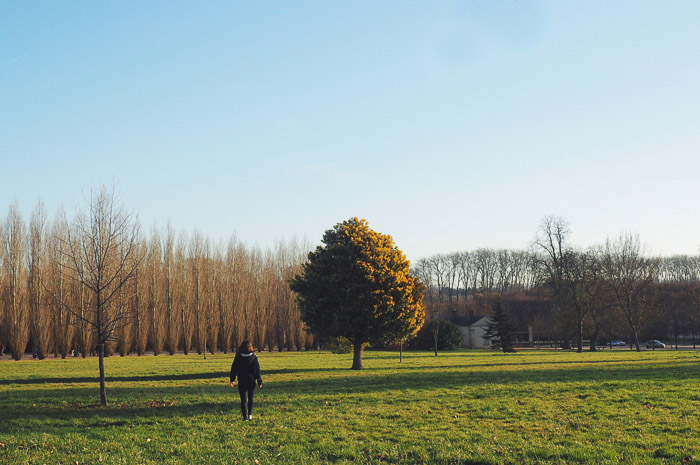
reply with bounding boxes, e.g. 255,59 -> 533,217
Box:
60,185 -> 143,406
72,275 -> 93,358
2,202 -> 30,360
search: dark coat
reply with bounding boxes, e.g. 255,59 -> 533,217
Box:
230,352 -> 262,388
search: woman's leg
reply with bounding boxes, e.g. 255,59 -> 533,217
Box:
238,387 -> 248,420
247,386 -> 256,418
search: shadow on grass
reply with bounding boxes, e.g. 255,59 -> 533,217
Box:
0,399 -> 232,434
3,358 -> 699,432
0,367 -> 355,386
3,357 -> 688,386
0,371 -> 226,386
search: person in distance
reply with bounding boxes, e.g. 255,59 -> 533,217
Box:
230,340 -> 263,421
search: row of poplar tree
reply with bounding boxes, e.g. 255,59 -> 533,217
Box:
0,191 -> 311,360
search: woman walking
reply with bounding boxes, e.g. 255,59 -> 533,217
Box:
230,340 -> 263,421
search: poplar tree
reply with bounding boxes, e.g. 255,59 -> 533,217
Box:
2,202 -> 30,360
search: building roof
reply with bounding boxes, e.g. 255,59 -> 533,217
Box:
451,314 -> 488,327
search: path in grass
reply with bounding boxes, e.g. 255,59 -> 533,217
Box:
1,350 -> 700,464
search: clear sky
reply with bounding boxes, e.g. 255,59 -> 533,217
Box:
2,1 -> 700,261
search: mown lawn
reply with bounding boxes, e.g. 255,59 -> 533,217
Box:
1,349 -> 699,464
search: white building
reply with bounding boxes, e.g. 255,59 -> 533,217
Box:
455,315 -> 491,349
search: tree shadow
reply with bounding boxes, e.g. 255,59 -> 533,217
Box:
269,361 -> 700,396
3,358 -> 698,432
0,371 -> 226,385
2,356 -> 679,386
0,367 -> 359,385
0,399 -> 231,434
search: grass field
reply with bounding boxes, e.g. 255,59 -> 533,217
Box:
1,349 -> 700,464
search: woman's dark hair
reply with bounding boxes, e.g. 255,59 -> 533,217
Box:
237,340 -> 254,355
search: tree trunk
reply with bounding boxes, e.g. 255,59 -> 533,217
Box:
351,341 -> 363,370
399,340 -> 403,363
432,323 -> 439,356
577,318 -> 583,353
98,343 -> 107,406
675,328 -> 678,350
589,327 -> 599,351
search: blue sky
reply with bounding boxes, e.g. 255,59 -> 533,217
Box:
2,1 -> 700,260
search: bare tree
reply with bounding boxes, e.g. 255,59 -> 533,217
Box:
413,258 -> 437,303
132,242 -> 149,356
163,224 -> 179,354
534,219 -> 608,352
577,248 -> 609,351
72,270 -> 93,358
249,247 -> 268,350
203,238 -> 219,355
176,232 -> 193,355
47,209 -> 74,358
0,198 -> 318,362
2,202 -> 30,360
565,248 -> 606,352
59,185 -> 143,406
602,234 -> 659,352
534,216 -> 576,349
147,229 -> 165,355
218,235 -> 238,353
115,277 -> 133,356
445,252 -> 460,307
232,241 -> 251,349
456,251 -> 475,300
189,230 -> 206,356
29,201 -> 51,359
474,249 -> 498,292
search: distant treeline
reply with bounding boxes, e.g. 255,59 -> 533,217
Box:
0,199 -> 310,360
3,201 -> 699,360
413,217 -> 700,351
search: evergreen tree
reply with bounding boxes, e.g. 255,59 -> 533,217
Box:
484,299 -> 517,353
290,218 -> 425,369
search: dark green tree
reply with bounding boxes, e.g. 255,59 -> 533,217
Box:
411,319 -> 463,351
290,218 -> 425,369
484,299 -> 517,353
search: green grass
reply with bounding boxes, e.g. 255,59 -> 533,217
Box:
2,349 -> 700,464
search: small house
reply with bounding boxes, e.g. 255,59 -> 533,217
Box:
453,315 -> 491,349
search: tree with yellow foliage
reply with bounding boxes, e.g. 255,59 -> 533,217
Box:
290,218 -> 425,369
